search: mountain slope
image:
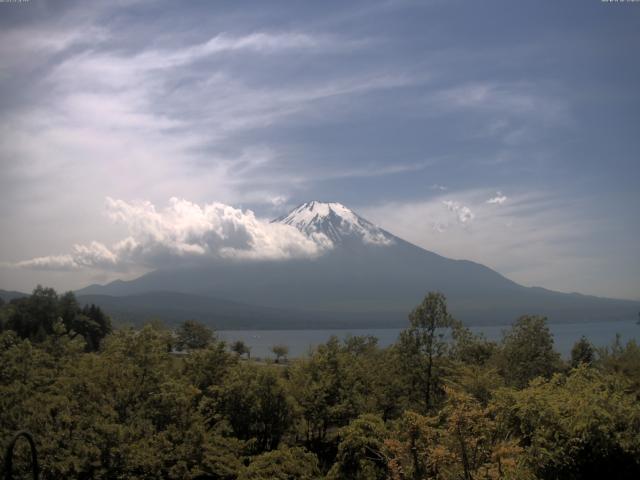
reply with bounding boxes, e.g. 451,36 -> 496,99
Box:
77,201 -> 640,327
76,291 -> 392,329
0,289 -> 29,302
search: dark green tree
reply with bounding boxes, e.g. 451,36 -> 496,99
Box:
495,366 -> 640,479
570,336 -> 595,368
206,363 -> 294,453
288,336 -> 359,448
77,303 -> 112,351
3,287 -> 110,351
231,339 -> 251,359
498,315 -> 562,388
175,319 -> 214,351
597,336 -> 640,392
450,322 -> 497,365
239,447 -> 321,480
272,344 -> 289,363
182,340 -> 236,392
6,285 -> 58,339
326,414 -> 388,480
397,292 -> 455,410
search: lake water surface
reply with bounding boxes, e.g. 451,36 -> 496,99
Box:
218,320 -> 640,360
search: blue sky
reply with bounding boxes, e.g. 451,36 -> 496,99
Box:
0,0 -> 638,299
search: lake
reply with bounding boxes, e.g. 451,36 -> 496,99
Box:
218,319 -> 640,360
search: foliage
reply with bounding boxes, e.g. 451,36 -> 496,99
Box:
397,292 -> 455,410
181,340 -> 236,392
385,390 -> 532,480
450,322 -> 497,365
271,344 -> 289,363
596,335 -> 640,393
174,320 -> 214,351
1,287 -> 639,479
497,315 -> 562,388
495,365 -> 640,479
0,286 -> 111,351
326,414 -> 388,480
570,335 -> 595,368
239,446 -> 321,480
204,363 -> 294,454
230,339 -> 251,359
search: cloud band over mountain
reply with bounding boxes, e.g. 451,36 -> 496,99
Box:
16,198 -> 332,271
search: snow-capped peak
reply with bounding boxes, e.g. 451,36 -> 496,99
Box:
274,201 -> 394,247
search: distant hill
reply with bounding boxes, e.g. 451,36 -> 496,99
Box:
76,291 -> 401,329
76,201 -> 640,329
0,289 -> 29,302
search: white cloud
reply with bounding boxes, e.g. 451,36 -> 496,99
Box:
0,24 -> 415,211
16,241 -> 119,271
15,198 -> 333,271
269,195 -> 289,207
16,255 -> 79,271
487,192 -> 508,205
442,200 -> 475,224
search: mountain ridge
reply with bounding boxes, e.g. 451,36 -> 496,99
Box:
73,201 -> 640,328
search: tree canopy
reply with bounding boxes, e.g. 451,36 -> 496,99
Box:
0,286 -> 111,351
175,319 -> 214,351
1,288 -> 639,479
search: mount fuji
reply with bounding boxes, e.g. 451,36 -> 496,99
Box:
76,201 -> 639,328
275,201 -> 395,247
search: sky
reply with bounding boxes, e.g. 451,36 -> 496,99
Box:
0,0 -> 639,300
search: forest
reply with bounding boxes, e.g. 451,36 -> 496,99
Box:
1,286 -> 640,479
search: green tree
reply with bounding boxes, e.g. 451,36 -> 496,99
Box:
448,364 -> 504,406
181,340 -> 236,392
438,387 -> 530,480
385,393 -> 531,480
570,336 -> 595,368
327,414 -> 388,480
206,363 -> 294,453
397,292 -> 455,410
450,322 -> 497,365
288,336 -> 377,450
239,446 -> 321,480
175,319 -> 214,351
498,315 -> 562,388
6,285 -> 58,340
495,366 -> 640,479
385,410 -> 430,480
272,344 -> 289,363
2,287 -> 110,351
597,336 -> 640,393
231,339 -> 251,359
